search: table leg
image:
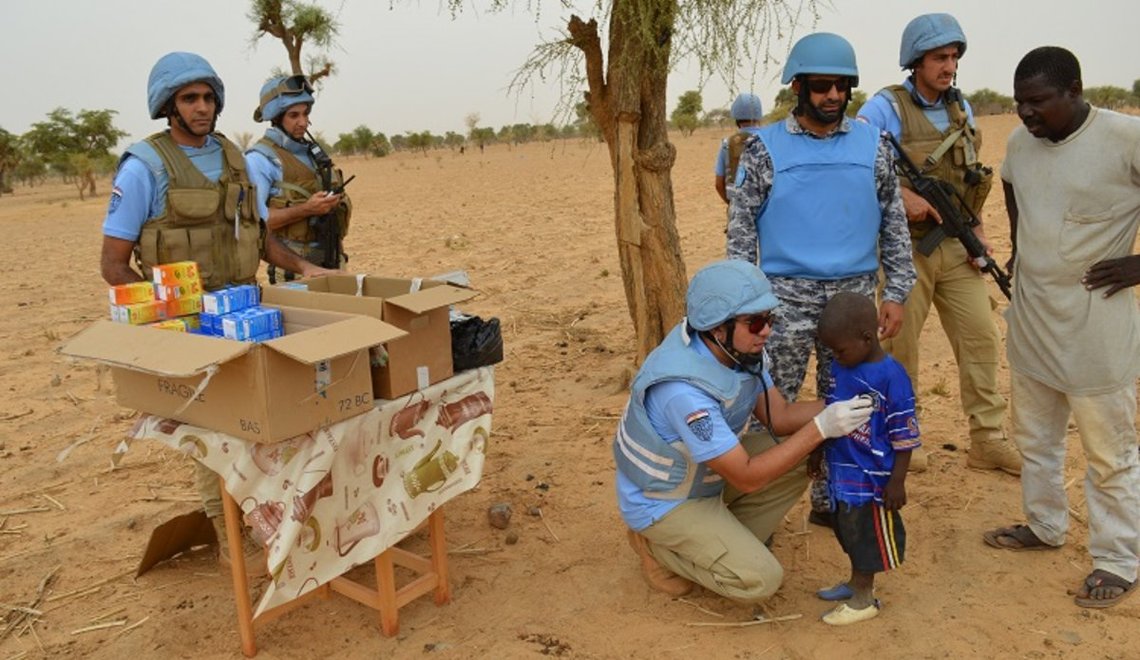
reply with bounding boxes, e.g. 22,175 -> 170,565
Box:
375,550 -> 399,636
428,509 -> 451,605
221,482 -> 258,657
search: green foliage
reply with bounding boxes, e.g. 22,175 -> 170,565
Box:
573,101 -> 601,140
672,98 -> 702,134
966,88 -> 1015,115
1133,79 -> 1140,98
671,90 -> 703,136
20,108 -> 126,198
704,108 -> 731,128
0,127 -> 19,194
845,90 -> 866,117
248,0 -> 340,82
443,131 -> 466,149
469,127 -> 496,149
405,131 -> 435,155
1084,85 -> 1133,109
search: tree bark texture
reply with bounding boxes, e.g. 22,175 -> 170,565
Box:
568,0 -> 687,364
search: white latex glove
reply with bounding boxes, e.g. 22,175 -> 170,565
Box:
813,395 -> 874,439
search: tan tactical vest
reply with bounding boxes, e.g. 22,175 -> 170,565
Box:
258,138 -> 352,244
725,130 -> 753,187
135,133 -> 263,291
888,85 -> 993,234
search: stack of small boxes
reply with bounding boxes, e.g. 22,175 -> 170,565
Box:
107,261 -> 283,342
199,285 -> 284,342
108,260 -> 203,331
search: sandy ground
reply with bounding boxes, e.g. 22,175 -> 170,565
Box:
2,113 -> 1139,659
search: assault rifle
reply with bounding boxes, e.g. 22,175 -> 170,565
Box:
886,133 -> 1012,300
306,133 -> 351,269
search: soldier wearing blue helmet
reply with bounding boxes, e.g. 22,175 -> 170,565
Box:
726,33 -> 917,528
100,52 -> 336,574
246,75 -> 353,282
713,93 -> 765,205
616,259 -> 873,602
859,14 -> 1019,476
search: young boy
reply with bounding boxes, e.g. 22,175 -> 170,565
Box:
811,292 -> 920,625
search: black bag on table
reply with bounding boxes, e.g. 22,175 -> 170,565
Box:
451,315 -> 503,371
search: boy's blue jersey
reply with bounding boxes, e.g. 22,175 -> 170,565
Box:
824,355 -> 921,506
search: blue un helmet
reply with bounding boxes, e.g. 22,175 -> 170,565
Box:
899,13 -> 966,69
253,75 -> 316,123
730,93 -> 764,121
147,52 -> 225,120
780,32 -> 859,86
686,260 -> 779,331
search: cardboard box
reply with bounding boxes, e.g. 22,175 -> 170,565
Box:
61,305 -> 406,443
261,276 -> 476,399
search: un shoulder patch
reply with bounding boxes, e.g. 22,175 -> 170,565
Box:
685,410 -> 714,442
107,186 -> 123,214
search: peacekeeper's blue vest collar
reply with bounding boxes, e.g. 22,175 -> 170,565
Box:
613,323 -> 746,501
250,127 -> 316,170
755,118 -> 881,279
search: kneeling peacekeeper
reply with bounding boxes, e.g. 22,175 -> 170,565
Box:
246,75 -> 352,282
858,13 -> 1019,475
615,260 -> 874,600
100,52 -> 334,573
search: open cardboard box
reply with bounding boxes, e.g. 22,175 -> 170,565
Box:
261,276 -> 476,399
61,304 -> 405,443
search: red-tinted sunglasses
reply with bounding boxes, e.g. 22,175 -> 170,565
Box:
737,313 -> 773,334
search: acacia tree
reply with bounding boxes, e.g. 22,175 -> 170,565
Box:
22,108 -> 126,199
249,0 -> 340,83
459,0 -> 819,362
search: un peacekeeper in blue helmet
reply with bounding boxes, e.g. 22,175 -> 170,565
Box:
714,94 -> 765,204
102,52 -> 333,291
615,259 -> 874,601
246,74 -> 349,282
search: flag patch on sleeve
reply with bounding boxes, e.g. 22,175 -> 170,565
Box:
108,186 -> 123,214
686,410 -> 714,442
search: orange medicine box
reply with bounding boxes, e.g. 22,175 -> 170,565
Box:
109,282 -> 156,305
111,300 -> 167,325
166,295 -> 204,318
152,261 -> 201,287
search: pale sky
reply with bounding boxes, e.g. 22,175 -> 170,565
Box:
3,0 -> 1137,146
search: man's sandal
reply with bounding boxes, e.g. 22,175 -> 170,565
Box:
982,524 -> 1059,552
1072,569 -> 1138,609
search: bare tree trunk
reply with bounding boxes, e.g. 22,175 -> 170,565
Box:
569,0 -> 687,365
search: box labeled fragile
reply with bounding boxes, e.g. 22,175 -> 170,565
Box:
61,305 -> 406,443
261,276 -> 476,398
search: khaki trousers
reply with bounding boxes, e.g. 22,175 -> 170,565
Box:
194,460 -> 223,519
638,432 -> 810,603
1012,371 -> 1139,581
882,239 -> 1006,444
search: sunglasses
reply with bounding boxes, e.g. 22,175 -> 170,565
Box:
277,74 -> 314,96
804,77 -> 852,94
737,313 -> 774,334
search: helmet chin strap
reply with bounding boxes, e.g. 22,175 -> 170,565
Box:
710,324 -> 765,371
168,102 -> 216,137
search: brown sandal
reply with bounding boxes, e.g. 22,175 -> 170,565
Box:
1072,569 -> 1138,609
982,524 -> 1058,552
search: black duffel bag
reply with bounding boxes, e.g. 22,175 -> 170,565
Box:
451,315 -> 503,371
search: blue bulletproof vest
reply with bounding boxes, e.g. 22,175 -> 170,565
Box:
755,120 -> 881,278
613,325 -> 761,500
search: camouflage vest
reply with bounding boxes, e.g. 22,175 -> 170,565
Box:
253,137 -> 352,244
887,85 -> 992,234
135,132 -> 263,291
